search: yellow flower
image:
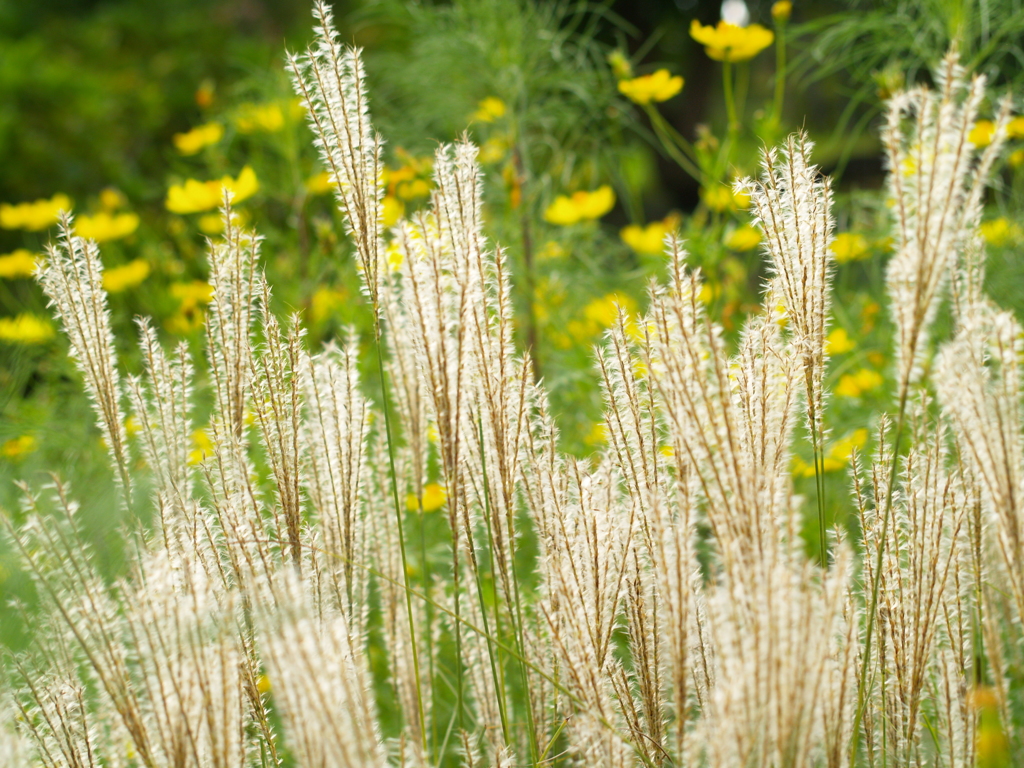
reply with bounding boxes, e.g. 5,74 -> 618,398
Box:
198,209 -> 249,236
396,178 -> 431,201
771,0 -> 792,21
382,195 -> 405,227
969,120 -> 995,148
256,675 -> 272,694
1007,115 -> 1024,139
172,122 -> 224,155
477,136 -> 508,164
980,217 -> 1022,247
1009,149 -> 1024,168
0,249 -> 39,279
99,188 -> 126,211
830,232 -> 870,263
310,286 -> 348,324
171,280 -> 214,307
585,422 -> 609,446
702,184 -> 748,212
0,193 -> 72,231
76,211 -> 139,242
188,429 -> 213,465
825,327 -> 855,355
472,97 -> 507,123
102,259 -> 150,293
406,482 -> 447,512
165,309 -> 205,335
835,368 -> 883,399
617,69 -> 684,105
725,224 -> 761,251
2,435 -> 37,460
306,171 -> 335,195
544,186 -> 615,226
621,217 -> 678,255
166,166 -> 259,214
235,103 -> 285,133
585,292 -> 637,328
689,20 -> 774,62
0,314 -> 55,344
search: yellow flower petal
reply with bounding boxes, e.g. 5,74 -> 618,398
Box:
544,185 -> 616,226
76,211 -> 139,242
689,20 -> 774,62
617,69 -> 684,105
0,314 -> 54,344
830,232 -> 870,263
165,167 -> 259,214
825,327 -> 855,355
472,96 -> 507,123
172,122 -> 224,155
725,224 -> 761,251
0,249 -> 39,279
102,259 -> 150,293
0,194 -> 72,231
969,120 -> 995,148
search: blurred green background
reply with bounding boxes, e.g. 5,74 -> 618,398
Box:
2,0 -> 1024,649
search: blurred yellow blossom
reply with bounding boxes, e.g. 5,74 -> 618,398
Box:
971,687 -> 1010,768
102,259 -> 150,293
172,122 -> 224,155
99,188 -> 127,211
382,195 -> 405,227
0,314 -> 55,344
969,120 -> 995,147
793,429 -> 868,477
537,241 -> 566,260
76,211 -> 139,242
1007,115 -> 1024,139
472,97 -> 507,123
771,1 -> 792,21
725,224 -> 761,251
171,281 -> 214,307
702,184 -> 748,212
585,292 -> 637,328
980,217 -> 1022,247
198,209 -> 249,236
188,429 -> 213,465
621,215 -> 679,255
825,327 -> 855,355
689,20 -> 774,62
0,250 -> 39,279
2,435 -> 37,460
396,178 -> 431,201
835,368 -> 883,399
235,102 -> 284,133
166,166 -> 259,214
0,193 -> 72,231
195,80 -> 215,108
477,137 -> 508,164
585,422 -> 609,446
830,232 -> 870,263
306,171 -> 335,195
310,287 -> 348,324
406,482 -> 447,512
617,69 -> 683,104
544,186 -> 615,225
1010,149 -> 1024,167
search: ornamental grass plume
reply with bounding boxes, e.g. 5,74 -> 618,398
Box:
4,7 -> 1024,768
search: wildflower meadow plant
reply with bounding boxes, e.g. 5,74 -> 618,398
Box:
2,4 -> 1023,768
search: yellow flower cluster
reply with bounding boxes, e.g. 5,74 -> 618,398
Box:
76,211 -> 139,242
102,259 -> 150,293
472,97 -> 507,123
690,20 -> 774,62
794,429 -> 868,477
406,482 -> 447,512
0,313 -> 54,344
617,69 -> 683,105
0,193 -> 72,231
835,368 -> 884,399
0,249 -> 39,279
620,214 -> 680,255
544,186 -> 615,226
725,224 -> 761,251
165,166 -> 259,214
980,217 -> 1023,247
825,327 -> 855,355
1,434 -> 37,460
173,122 -> 224,155
702,184 -> 749,212
830,232 -> 870,263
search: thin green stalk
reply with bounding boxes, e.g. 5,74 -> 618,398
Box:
772,19 -> 787,125
475,420 -> 512,748
372,324 -> 428,757
811,423 -> 828,567
418,502 -> 437,758
850,390 -> 909,766
722,61 -> 739,138
643,104 -> 704,182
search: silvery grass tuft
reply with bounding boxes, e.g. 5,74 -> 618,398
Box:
2,3 -> 1022,767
